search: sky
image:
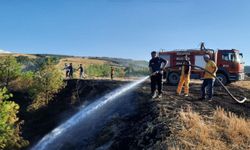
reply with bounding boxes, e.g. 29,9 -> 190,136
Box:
0,0 -> 250,64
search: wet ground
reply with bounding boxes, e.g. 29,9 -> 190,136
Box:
22,79 -> 250,150
91,80 -> 250,149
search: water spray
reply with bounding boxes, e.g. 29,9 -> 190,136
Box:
32,63 -> 247,149
31,76 -> 149,150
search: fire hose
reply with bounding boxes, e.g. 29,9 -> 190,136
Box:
152,65 -> 247,103
162,64 -> 247,103
75,65 -> 247,104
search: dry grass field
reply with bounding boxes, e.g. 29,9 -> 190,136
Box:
170,107 -> 250,150
57,57 -> 110,68
232,80 -> 250,90
56,57 -> 111,78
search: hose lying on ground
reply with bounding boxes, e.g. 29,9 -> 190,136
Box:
74,65 -> 247,104
165,64 -> 248,103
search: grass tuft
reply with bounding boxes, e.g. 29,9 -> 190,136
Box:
171,106 -> 250,150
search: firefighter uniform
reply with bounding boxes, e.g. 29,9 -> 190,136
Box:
149,57 -> 167,95
201,60 -> 218,100
204,60 -> 217,79
176,60 -> 191,95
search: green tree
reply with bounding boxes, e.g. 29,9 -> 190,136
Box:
0,87 -> 29,150
28,59 -> 65,110
11,71 -> 35,91
0,56 -> 22,88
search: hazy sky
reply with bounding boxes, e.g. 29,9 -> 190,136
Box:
0,0 -> 249,64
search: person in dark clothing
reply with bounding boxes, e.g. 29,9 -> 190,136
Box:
110,67 -> 114,80
78,64 -> 84,79
149,51 -> 168,99
64,63 -> 69,78
200,42 -> 206,50
176,55 -> 191,96
68,63 -> 74,79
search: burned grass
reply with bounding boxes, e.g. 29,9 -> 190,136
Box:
107,80 -> 250,150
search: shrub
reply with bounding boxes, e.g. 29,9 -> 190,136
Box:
28,59 -> 65,111
10,71 -> 35,91
0,56 -> 22,88
0,87 -> 29,150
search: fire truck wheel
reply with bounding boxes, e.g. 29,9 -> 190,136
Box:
168,72 -> 180,85
216,73 -> 228,86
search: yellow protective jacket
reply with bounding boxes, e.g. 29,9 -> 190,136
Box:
204,60 -> 218,79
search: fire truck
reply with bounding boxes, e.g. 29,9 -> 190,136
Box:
159,43 -> 245,85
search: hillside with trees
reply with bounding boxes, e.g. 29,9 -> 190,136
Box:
0,54 -> 250,150
0,54 -> 148,149
10,54 -> 149,79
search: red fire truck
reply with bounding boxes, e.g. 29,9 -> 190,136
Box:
159,44 -> 245,85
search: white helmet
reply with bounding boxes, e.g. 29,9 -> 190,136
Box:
204,54 -> 210,59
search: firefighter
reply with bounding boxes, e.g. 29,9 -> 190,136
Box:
200,54 -> 218,101
111,66 -> 114,80
149,51 -> 168,99
200,42 -> 206,50
77,64 -> 84,79
176,55 -> 191,96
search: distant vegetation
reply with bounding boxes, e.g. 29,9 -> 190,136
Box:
88,57 -> 149,77
245,66 -> 250,77
245,66 -> 250,73
86,64 -> 114,77
86,63 -> 148,78
16,55 -> 60,72
91,56 -> 148,68
46,55 -> 149,78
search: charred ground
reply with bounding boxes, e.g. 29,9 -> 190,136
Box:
93,80 -> 250,149
14,79 -> 250,150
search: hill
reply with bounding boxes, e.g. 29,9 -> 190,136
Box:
0,53 -> 149,78
90,56 -> 148,68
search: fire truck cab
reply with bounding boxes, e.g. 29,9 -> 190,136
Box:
159,46 -> 245,85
